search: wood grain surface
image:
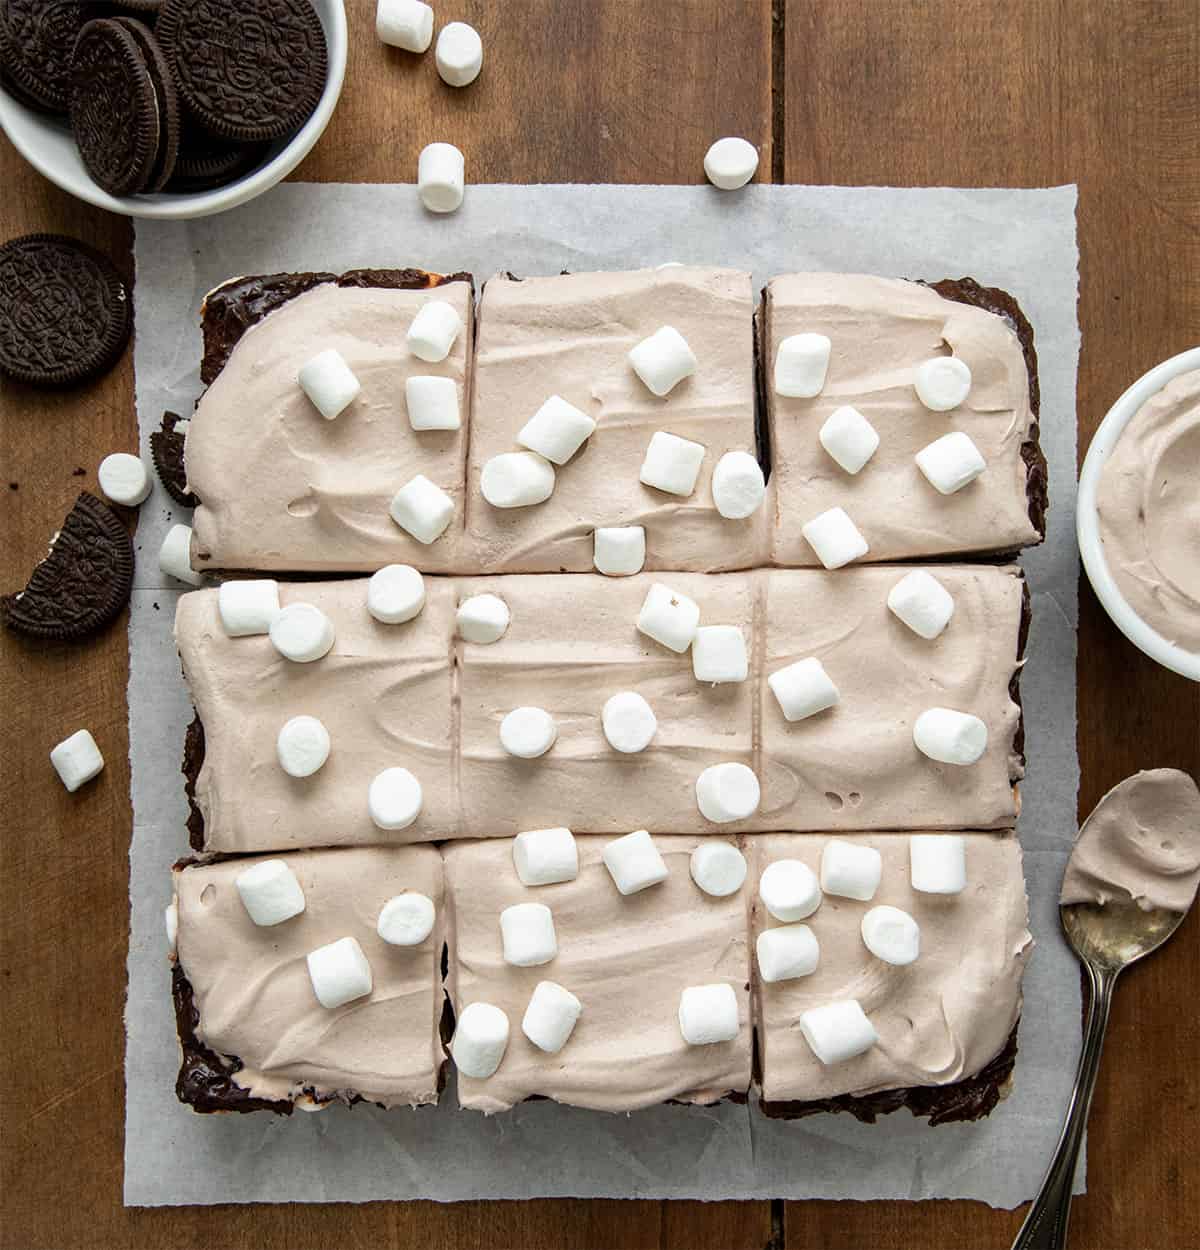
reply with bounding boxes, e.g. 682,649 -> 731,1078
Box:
0,1 -> 1196,1247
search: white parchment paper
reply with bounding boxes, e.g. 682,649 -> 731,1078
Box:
125,183 -> 1080,1207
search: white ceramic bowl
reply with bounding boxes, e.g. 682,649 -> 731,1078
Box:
1077,345 -> 1200,681
0,0 -> 346,220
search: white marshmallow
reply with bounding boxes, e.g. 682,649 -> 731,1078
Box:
774,333 -> 832,398
481,451 -> 556,508
695,761 -> 761,823
711,450 -> 765,518
801,506 -> 869,569
298,348 -> 360,419
435,20 -> 483,86
756,924 -> 820,982
500,706 -> 557,758
452,1002 -> 509,1078
406,375 -> 461,429
861,905 -> 921,965
389,473 -> 455,544
417,142 -> 465,214
276,715 -> 331,778
913,707 -> 988,765
235,859 -> 306,927
368,766 -> 423,830
49,728 -> 104,792
165,899 -> 178,955
798,1000 -> 878,1065
887,569 -> 955,640
97,452 -> 151,506
819,839 -> 882,901
367,564 -> 425,624
703,136 -> 759,190
601,690 -> 658,753
639,429 -> 705,495
593,525 -> 646,576
914,355 -> 972,411
517,395 -> 596,465
910,833 -> 967,894
456,593 -> 510,644
628,326 -> 697,396
819,405 -> 880,475
377,892 -> 436,945
269,602 -> 335,663
218,579 -> 280,636
159,523 -> 202,585
513,827 -> 579,886
636,582 -> 700,653
678,982 -> 739,1045
758,858 -> 822,922
376,0 -> 433,51
406,300 -> 463,362
767,657 -> 839,722
915,431 -> 987,494
689,841 -> 747,897
602,829 -> 669,895
500,902 -> 558,967
522,980 -> 582,1054
306,936 -> 373,1009
692,625 -> 748,684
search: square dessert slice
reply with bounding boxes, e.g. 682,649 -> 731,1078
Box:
467,267 -> 769,573
443,834 -> 752,1113
172,845 -> 446,1113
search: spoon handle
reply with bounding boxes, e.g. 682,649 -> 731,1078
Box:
1011,963 -> 1118,1250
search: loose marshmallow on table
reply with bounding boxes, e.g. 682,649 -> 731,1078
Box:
774,333 -> 831,398
406,300 -> 463,362
518,395 -> 597,465
452,1002 -> 509,1078
861,905 -> 921,966
913,707 -> 988,765
801,507 -> 869,569
603,828 -> 669,895
819,406 -> 880,475
457,593 -> 510,643
389,474 -> 455,544
306,936 -> 373,1009
689,841 -> 747,897
165,899 -> 178,955
269,602 -> 335,663
481,451 -> 556,508
376,0 -> 433,51
513,827 -> 579,886
218,579 -> 280,636
914,355 -> 972,411
636,582 -> 700,653
767,657 -> 839,722
50,729 -> 104,792
759,858 -> 822,922
97,452 -> 151,506
695,761 -> 761,823
593,525 -> 646,576
377,892 -> 436,945
678,983 -> 739,1045
417,142 -> 465,214
298,349 -> 360,419
639,430 -> 705,496
628,326 -> 697,397
910,833 -> 967,894
500,706 -> 557,758
601,690 -> 658,754
435,20 -> 483,86
276,715 -> 331,778
703,136 -> 759,190
915,431 -> 987,494
406,375 -> 461,430
819,839 -> 882,901
756,923 -> 820,982
235,859 -> 306,927
522,981 -> 582,1054
798,1000 -> 878,1065
368,766 -> 424,830
367,563 -> 425,624
500,902 -> 558,967
887,569 -> 955,640
711,450 -> 765,519
159,523 -> 202,586
692,625 -> 748,683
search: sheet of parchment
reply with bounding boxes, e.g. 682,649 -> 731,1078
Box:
124,183 -> 1080,1207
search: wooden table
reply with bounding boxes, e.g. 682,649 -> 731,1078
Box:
2,2 -> 1197,1246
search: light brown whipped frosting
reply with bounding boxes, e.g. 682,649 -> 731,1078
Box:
1096,369 -> 1200,653
753,832 -> 1031,1104
766,273 -> 1040,565
1060,770 -> 1200,914
174,846 -> 445,1108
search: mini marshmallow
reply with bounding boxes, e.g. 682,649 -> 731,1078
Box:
522,981 -> 582,1054
451,1002 -> 509,1078
298,349 -> 360,419
678,983 -> 739,1045
513,827 -> 579,886
500,706 -> 557,758
636,582 -> 700,653
913,707 -> 988,765
457,593 -> 510,644
861,905 -> 921,966
819,839 -> 882,901
435,20 -> 483,86
368,766 -> 423,830
593,525 -> 646,576
692,625 -> 748,684
602,829 -> 669,895
601,690 -> 658,753
50,728 -> 104,792
377,892 -> 436,945
518,394 -> 597,465
758,858 -> 822,922
417,142 -> 465,213
798,1000 -> 878,1065
376,0 -> 433,51
406,300 -> 463,363
703,136 -> 759,190
915,431 -> 987,495
689,841 -> 747,897
914,355 -> 972,411
165,899 -> 178,955
695,762 -> 761,823
481,451 -> 556,508
801,507 -> 869,569
389,473 -> 455,544
159,523 -> 202,586
276,715 -> 331,778
819,405 -> 880,475
711,450 -> 765,518
218,579 -> 280,636
756,923 -> 820,982
269,602 -> 335,663
887,569 -> 955,640
406,375 -> 461,429
97,452 -> 151,506
306,936 -> 373,1009
500,902 -> 558,967
628,326 -> 697,397
235,859 -> 306,927
910,833 -> 967,894
774,333 -> 832,398
767,657 -> 839,722
367,563 -> 425,624
639,429 -> 705,495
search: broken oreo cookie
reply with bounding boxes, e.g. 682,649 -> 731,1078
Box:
150,410 -> 197,508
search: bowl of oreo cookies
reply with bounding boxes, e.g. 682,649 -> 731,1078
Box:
0,0 -> 346,219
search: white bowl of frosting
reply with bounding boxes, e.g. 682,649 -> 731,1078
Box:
1078,347 -> 1200,681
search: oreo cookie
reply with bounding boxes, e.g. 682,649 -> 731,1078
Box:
109,16 -> 179,191
165,133 -> 266,193
150,410 -> 197,507
0,0 -> 84,114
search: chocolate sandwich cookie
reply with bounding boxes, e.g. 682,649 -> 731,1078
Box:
0,234 -> 132,388
109,16 -> 179,192
2,492 -> 134,640
0,0 -> 84,114
149,410 -> 197,507
165,134 -> 267,193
